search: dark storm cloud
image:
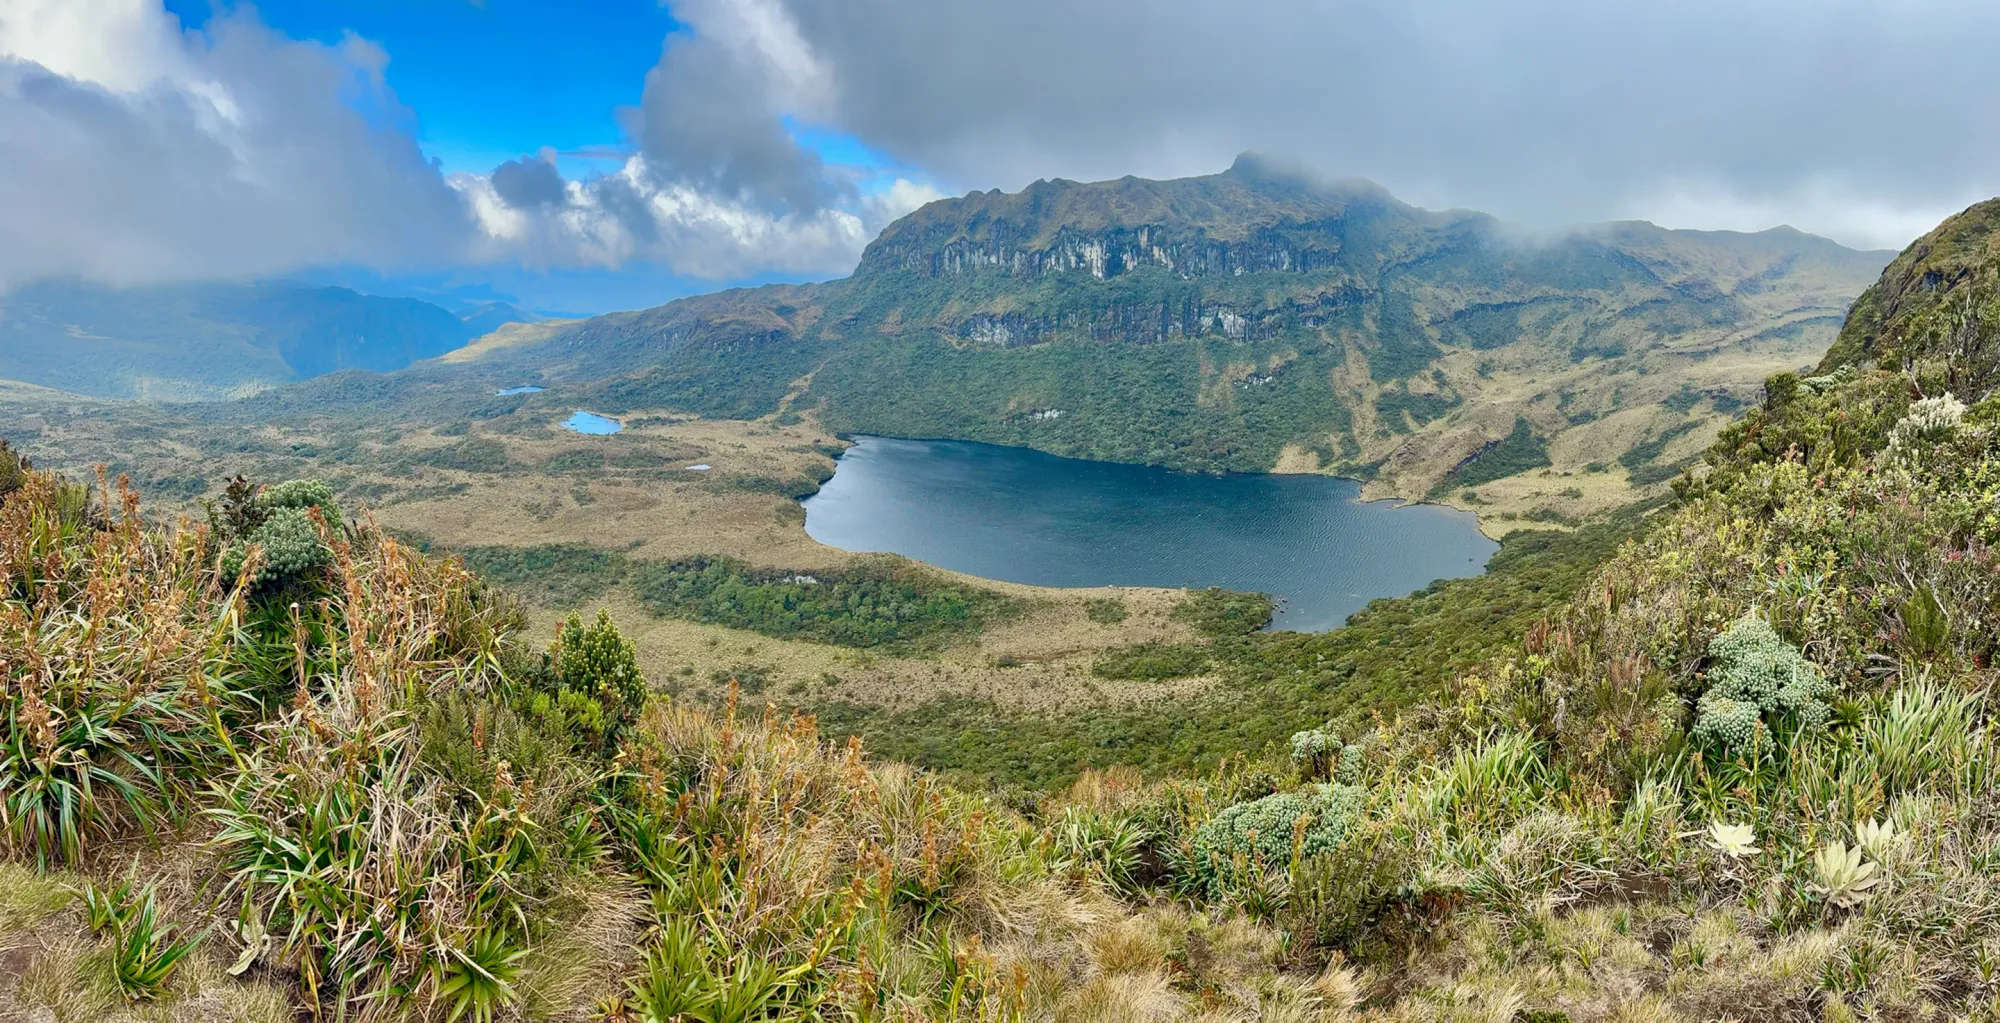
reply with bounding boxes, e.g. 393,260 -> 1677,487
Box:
490,153 -> 569,209
748,0 -> 2000,248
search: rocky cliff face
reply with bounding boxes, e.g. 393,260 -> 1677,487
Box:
854,155 -> 1471,283
866,222 -> 1353,281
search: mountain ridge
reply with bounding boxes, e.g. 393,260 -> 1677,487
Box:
425,158 -> 1888,526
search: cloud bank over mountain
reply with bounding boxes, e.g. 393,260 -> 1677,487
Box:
4,0 -> 1998,293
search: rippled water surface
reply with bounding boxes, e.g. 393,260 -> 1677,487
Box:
803,437 -> 1497,631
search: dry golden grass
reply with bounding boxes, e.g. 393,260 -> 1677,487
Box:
440,318 -> 583,364
373,415 -> 848,567
529,583 -> 1213,716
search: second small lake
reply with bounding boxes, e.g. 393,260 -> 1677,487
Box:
802,437 -> 1498,632
563,410 -> 623,435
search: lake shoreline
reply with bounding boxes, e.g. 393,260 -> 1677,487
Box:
824,429 -> 1538,540
804,434 -> 1497,633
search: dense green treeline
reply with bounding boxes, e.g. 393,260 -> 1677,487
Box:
807,332 -> 1356,472
630,555 -> 1009,652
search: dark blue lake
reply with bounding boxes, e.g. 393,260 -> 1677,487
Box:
802,436 -> 1498,632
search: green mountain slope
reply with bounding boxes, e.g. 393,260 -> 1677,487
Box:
462,156 -> 1890,519
1819,196 -> 2000,390
0,280 -> 509,400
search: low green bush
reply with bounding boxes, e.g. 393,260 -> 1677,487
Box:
1190,783 -> 1365,897
458,543 -> 630,609
630,556 -> 1007,651
1172,587 -> 1274,637
1691,614 -> 1834,751
1082,597 -> 1130,625
1092,642 -> 1211,681
215,476 -> 343,589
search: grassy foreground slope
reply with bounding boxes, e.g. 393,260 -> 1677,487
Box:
3,204 -> 2000,1021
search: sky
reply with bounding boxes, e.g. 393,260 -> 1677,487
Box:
3,0 -> 1999,314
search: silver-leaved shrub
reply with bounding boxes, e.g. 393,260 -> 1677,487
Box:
1691,614 -> 1833,751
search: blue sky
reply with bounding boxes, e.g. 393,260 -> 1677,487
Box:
164,0 -> 672,177
145,0 -> 924,313
163,1 -> 905,187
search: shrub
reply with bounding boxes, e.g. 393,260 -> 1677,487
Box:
631,556 -> 1005,651
1885,392 -> 1967,453
1191,784 -> 1365,897
1172,587 -> 1274,637
1092,642 -> 1210,681
1083,597 -> 1130,625
1691,615 -> 1834,751
427,437 -> 510,473
551,610 -> 647,715
458,543 -> 629,609
1336,742 -> 1367,785
1289,729 -> 1336,776
217,477 -> 343,588
515,610 -> 647,751
0,438 -> 27,502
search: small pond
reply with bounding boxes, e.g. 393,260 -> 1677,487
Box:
562,410 -> 623,435
496,385 -> 545,396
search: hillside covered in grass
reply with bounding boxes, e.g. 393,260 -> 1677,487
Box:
3,202 -> 2000,1022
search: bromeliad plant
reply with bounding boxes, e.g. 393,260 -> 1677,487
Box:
80,881 -> 203,1002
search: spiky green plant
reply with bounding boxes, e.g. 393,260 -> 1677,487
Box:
436,927 -> 528,1023
108,887 -> 203,1002
1044,806 -> 1150,894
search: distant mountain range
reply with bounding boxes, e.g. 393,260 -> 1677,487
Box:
0,280 -> 536,400
439,155 -> 1891,512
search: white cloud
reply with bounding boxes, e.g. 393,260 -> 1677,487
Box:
0,0 -> 192,93
0,0 -> 471,287
0,0 -> 929,291
458,156 -> 942,278
769,0 -> 2000,252
12,0 -> 1975,295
